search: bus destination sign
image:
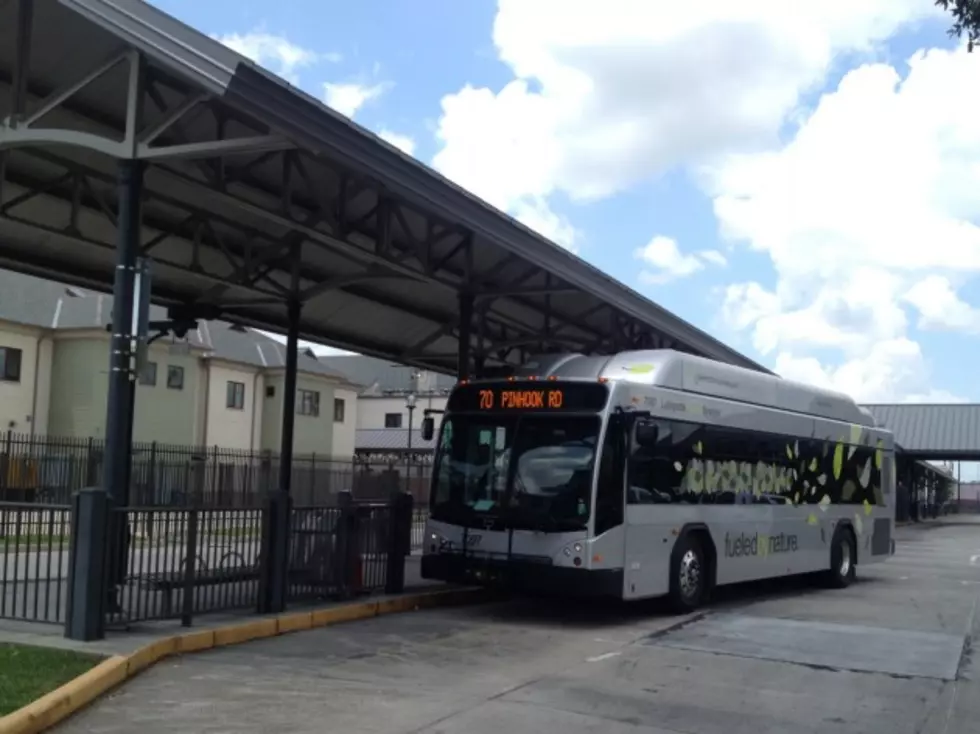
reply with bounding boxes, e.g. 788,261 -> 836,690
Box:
447,382 -> 608,412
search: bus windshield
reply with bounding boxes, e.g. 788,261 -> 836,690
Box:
429,414 -> 600,531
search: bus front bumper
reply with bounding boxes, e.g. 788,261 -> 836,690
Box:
420,553 -> 624,598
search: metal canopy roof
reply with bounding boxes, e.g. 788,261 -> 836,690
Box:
862,404 -> 980,461
0,0 -> 770,377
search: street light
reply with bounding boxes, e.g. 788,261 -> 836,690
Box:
405,392 -> 417,494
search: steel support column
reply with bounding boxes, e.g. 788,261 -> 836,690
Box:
279,296 -> 301,489
103,159 -> 142,615
457,291 -> 473,381
260,290 -> 300,614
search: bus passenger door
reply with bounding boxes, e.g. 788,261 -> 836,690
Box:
590,414 -> 628,594
622,419 -> 681,600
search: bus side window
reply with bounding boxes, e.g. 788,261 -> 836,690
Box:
627,419 -> 677,505
594,416 -> 625,534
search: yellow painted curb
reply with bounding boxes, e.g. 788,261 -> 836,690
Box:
0,587 -> 488,734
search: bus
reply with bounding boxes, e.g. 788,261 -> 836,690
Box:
418,349 -> 896,612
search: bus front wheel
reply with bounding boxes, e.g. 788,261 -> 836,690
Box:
668,534 -> 705,614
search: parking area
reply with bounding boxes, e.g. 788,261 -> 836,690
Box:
59,519 -> 980,734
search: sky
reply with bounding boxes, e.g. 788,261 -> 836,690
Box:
147,0 -> 980,408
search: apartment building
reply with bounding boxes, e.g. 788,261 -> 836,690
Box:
323,355 -> 455,454
0,270 -> 359,456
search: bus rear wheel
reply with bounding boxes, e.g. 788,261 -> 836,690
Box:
668,535 -> 705,614
824,526 -> 856,589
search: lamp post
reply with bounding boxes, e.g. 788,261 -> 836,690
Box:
405,392 -> 417,494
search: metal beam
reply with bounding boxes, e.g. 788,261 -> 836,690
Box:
137,135 -> 294,161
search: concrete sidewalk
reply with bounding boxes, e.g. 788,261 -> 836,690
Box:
0,555 -> 438,658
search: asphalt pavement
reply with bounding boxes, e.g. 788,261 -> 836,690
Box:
56,518 -> 980,733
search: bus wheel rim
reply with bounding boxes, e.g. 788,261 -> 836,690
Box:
839,538 -> 851,577
679,549 -> 701,598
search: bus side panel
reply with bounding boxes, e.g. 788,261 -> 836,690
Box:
622,505 -> 686,599
714,504 -> 830,586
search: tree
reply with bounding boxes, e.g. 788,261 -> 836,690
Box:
937,0 -> 980,50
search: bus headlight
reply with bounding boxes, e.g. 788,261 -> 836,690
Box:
573,542 -> 583,553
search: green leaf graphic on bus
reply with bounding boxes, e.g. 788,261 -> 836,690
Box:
833,441 -> 844,480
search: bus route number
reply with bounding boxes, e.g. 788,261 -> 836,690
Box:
479,389 -> 494,409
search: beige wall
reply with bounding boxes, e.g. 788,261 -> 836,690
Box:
331,387 -> 357,458
131,344 -> 204,445
48,335 -> 109,438
260,374 -> 283,451
357,394 -> 447,430
202,360 -> 261,450
260,372 -> 358,457
49,333 -> 206,445
0,323 -> 52,435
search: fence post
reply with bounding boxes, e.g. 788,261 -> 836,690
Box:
333,490 -> 355,599
0,431 -> 11,498
65,487 -> 109,641
148,441 -> 158,505
84,436 -> 98,487
180,508 -> 199,627
258,489 -> 292,614
309,453 -> 316,505
385,492 -> 413,594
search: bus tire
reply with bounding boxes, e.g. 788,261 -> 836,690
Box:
824,526 -> 856,589
668,534 -> 705,614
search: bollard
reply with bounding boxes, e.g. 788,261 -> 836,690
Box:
65,487 -> 109,641
385,491 -> 413,594
258,489 -> 292,614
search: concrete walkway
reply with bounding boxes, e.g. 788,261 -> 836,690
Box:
48,517 -> 980,733
0,555 -> 435,658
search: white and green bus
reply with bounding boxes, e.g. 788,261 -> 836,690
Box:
419,349 -> 896,612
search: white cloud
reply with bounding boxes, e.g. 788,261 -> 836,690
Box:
773,339 -> 965,404
699,250 -> 728,267
214,31 -> 327,84
323,82 -> 388,118
633,237 -> 728,284
378,129 -> 417,156
634,236 -> 702,284
512,198 -> 578,251
904,275 -> 980,333
714,45 -> 980,402
432,0 -> 940,247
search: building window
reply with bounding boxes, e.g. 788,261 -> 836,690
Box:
0,347 -> 22,382
139,361 -> 157,386
334,398 -> 346,423
167,365 -> 185,390
384,412 -> 403,428
297,389 -> 320,417
226,381 -> 245,410
266,385 -> 275,398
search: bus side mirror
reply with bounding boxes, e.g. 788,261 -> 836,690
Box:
634,419 -> 659,448
421,416 -> 435,442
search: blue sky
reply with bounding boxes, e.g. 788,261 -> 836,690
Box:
150,1 -> 980,414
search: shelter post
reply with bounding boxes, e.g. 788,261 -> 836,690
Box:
457,291 -> 473,381
260,296 -> 300,613
100,159 -> 143,618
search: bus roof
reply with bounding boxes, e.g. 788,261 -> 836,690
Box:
509,350 -> 874,427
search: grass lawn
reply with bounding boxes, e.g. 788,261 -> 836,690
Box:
0,643 -> 103,716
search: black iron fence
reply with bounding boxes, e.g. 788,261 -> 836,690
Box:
0,502 -> 72,624
0,431 -> 433,508
106,506 -> 264,625
100,493 -> 415,627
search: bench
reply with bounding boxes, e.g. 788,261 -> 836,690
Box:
137,552 -> 350,618
139,566 -> 264,618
